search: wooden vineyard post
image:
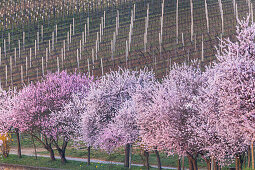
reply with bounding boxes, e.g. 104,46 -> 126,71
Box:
14,48 -> 16,66
202,34 -> 204,62
85,24 -> 87,43
159,33 -> 162,57
70,24 -> 72,43
80,40 -> 82,60
101,58 -> 103,76
8,33 -> 10,51
49,40 -> 51,55
42,57 -> 44,76
41,25 -> 43,42
18,40 -> 20,58
236,4 -> 239,22
35,40 -> 37,58
25,57 -> 28,77
67,32 -> 69,51
52,32 -> 54,51
56,24 -> 58,43
205,0 -> 209,33
87,59 -> 90,77
37,32 -> 39,50
233,0 -> 236,16
21,65 -> 23,84
87,17 -> 90,36
77,49 -> 79,70
92,48 -> 95,65
57,57 -> 60,73
252,3 -> 254,23
5,65 -> 7,86
190,0 -> 194,41
46,48 -> 48,69
176,0 -> 179,43
61,40 -> 65,60
10,56 -> 12,86
61,48 -> 64,69
3,39 -> 6,58
73,18 -> 75,35
126,40 -> 128,67
30,48 -> 32,68
104,11 -> 106,28
182,32 -> 184,47
218,0 -> 224,33
23,32 -> 25,50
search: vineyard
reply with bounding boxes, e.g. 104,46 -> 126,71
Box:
0,0 -> 252,90
1,1 -> 255,170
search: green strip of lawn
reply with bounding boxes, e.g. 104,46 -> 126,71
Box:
0,154 -> 158,170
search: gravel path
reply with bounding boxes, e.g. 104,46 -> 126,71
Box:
10,148 -> 178,170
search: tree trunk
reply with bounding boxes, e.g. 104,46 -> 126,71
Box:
182,156 -> 185,170
155,149 -> 161,170
15,130 -> 21,158
252,142 -> 254,169
188,154 -> 197,170
188,156 -> 194,170
144,150 -> 150,170
235,156 -> 239,170
59,150 -> 67,163
45,145 -> 56,161
55,140 -> 68,164
31,136 -> 37,159
88,146 -> 91,165
213,159 -> 217,170
177,158 -> 181,170
205,158 -> 211,170
211,157 -> 214,170
248,146 -> 251,168
124,143 -> 131,167
238,156 -> 242,170
140,149 -> 146,166
192,158 -> 198,170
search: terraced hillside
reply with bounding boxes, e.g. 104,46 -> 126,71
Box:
0,0 -> 252,90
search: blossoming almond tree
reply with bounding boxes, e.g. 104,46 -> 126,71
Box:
197,16 -> 255,168
81,68 -> 155,167
0,88 -> 22,158
12,70 -> 92,163
135,62 -> 206,170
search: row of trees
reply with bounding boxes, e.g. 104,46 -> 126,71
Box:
0,17 -> 255,170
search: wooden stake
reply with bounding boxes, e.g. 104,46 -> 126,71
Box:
42,57 -> 44,76
77,49 -> 79,69
190,0 -> 194,41
205,0 -> 209,33
176,0 -> 179,43
5,65 -> 7,86
202,34 -> 204,62
57,56 -> 60,73
101,58 -> 103,75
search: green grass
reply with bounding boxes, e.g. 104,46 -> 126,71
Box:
9,133 -> 208,168
0,154 -> 158,170
37,147 -> 207,168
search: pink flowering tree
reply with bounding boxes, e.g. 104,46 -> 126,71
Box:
80,68 -> 155,167
197,16 -> 255,168
0,88 -> 16,132
135,62 -> 206,170
12,70 -> 93,163
0,88 -> 22,158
